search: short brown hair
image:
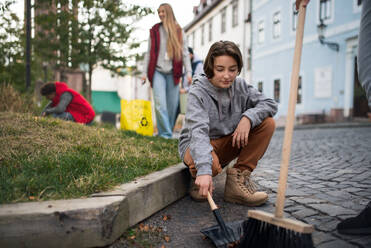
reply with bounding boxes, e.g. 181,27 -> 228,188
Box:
40,82 -> 56,96
203,41 -> 243,78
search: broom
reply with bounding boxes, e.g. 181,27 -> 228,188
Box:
241,3 -> 315,248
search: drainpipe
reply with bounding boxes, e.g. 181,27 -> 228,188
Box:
242,0 -> 246,78
249,0 -> 253,82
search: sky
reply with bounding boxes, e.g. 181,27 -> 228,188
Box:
121,0 -> 200,53
10,0 -> 200,58
125,0 -> 200,28
11,0 -> 199,29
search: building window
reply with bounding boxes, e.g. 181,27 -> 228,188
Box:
247,48 -> 251,70
353,0 -> 362,12
201,24 -> 205,45
232,1 -> 238,27
258,20 -> 265,44
297,76 -> 302,104
221,7 -> 226,33
273,11 -> 281,39
258,81 -> 263,92
292,2 -> 298,31
202,0 -> 207,8
274,79 -> 280,103
208,18 -> 213,42
319,0 -> 332,22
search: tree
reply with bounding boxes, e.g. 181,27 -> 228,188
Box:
0,0 -> 27,91
33,0 -> 152,101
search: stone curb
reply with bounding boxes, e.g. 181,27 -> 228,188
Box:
0,163 -> 190,248
276,121 -> 371,130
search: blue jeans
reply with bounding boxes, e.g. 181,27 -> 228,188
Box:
51,112 -> 74,122
152,70 -> 180,138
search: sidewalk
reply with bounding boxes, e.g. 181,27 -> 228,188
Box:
130,122 -> 371,248
1,121 -> 371,248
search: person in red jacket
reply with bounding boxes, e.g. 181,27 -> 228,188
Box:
40,82 -> 95,124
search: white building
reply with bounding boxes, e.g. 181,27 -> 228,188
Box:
184,0 -> 252,80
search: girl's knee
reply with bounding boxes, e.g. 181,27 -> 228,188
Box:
211,151 -> 222,176
262,117 -> 275,133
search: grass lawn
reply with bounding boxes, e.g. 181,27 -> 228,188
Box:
0,111 -> 181,204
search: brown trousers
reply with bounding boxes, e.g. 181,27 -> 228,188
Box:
184,117 -> 275,178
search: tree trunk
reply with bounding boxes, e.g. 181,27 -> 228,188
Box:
88,67 -> 92,103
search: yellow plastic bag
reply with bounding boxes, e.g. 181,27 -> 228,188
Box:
120,99 -> 153,136
179,92 -> 188,115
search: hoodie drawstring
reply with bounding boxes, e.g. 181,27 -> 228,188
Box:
216,87 -> 234,120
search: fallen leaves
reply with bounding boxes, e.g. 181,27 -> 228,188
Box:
124,222 -> 172,247
162,214 -> 171,221
164,236 -> 171,242
138,223 -> 150,232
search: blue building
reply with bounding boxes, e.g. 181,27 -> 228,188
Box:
251,0 -> 367,124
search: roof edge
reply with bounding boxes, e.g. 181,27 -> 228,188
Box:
184,0 -> 223,32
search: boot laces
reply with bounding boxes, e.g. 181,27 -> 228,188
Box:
245,175 -> 258,194
237,170 -> 257,194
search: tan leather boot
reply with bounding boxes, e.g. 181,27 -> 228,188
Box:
224,167 -> 268,206
189,177 -> 207,202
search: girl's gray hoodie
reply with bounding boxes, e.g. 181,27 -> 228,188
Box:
178,74 -> 278,176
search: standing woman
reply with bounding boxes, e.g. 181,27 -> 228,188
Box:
142,3 -> 192,139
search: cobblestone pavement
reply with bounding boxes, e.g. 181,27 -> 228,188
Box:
111,126 -> 371,248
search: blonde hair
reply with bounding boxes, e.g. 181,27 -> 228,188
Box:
158,3 -> 182,61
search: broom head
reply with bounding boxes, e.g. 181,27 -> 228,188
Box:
239,210 -> 315,248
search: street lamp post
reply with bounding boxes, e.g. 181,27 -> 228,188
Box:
42,62 -> 48,83
25,0 -> 31,89
317,19 -> 339,52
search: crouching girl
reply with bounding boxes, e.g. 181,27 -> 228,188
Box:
178,41 -> 277,206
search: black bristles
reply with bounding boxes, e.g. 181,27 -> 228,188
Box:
238,218 -> 314,248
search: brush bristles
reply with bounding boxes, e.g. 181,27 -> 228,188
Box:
238,218 -> 314,248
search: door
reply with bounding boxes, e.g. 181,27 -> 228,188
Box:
353,57 -> 369,117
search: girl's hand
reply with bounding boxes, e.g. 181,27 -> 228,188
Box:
179,88 -> 187,94
232,117 -> 251,149
296,0 -> 310,10
195,174 -> 213,197
141,75 -> 147,84
187,75 -> 192,84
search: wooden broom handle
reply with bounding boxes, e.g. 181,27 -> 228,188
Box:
207,192 -> 218,211
275,3 -> 307,218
